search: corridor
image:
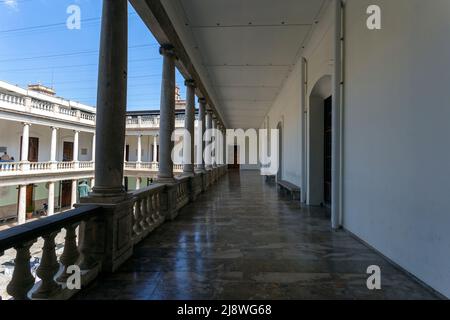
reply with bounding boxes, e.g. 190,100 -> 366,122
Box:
77,171 -> 440,300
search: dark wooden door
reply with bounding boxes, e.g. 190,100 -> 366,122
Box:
26,185 -> 34,212
19,137 -> 39,161
63,141 -> 74,161
28,138 -> 39,162
228,145 -> 240,169
60,181 -> 72,208
324,96 -> 332,205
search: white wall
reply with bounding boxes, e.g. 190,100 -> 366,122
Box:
125,135 -> 155,162
343,0 -> 450,297
263,3 -> 334,188
261,0 -> 450,297
0,120 -> 93,162
263,62 -> 302,185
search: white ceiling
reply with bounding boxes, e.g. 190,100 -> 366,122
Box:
166,0 -> 327,128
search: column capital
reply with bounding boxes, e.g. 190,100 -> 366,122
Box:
50,126 -> 59,131
185,79 -> 195,88
159,45 -> 176,58
22,122 -> 31,127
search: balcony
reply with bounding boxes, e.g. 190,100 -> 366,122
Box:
0,161 -> 190,190
125,115 -> 187,130
0,92 -> 96,127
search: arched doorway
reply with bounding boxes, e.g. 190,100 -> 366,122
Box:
307,75 -> 332,207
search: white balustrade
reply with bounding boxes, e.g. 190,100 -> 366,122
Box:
78,161 -> 94,169
0,162 -> 21,172
29,162 -> 52,171
0,93 -> 25,105
0,93 -> 96,125
80,112 -> 95,121
58,107 -> 77,117
57,162 -> 75,170
131,184 -> 165,243
173,164 -> 183,172
31,99 -> 54,112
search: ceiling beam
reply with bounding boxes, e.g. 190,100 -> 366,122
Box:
129,0 -> 226,128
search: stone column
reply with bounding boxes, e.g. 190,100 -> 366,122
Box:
216,123 -> 222,165
71,179 -> 77,208
50,127 -> 58,162
137,134 -> 142,166
157,45 -> 176,183
73,130 -> 79,168
17,185 -> 27,224
153,135 -> 158,162
212,118 -> 217,168
195,98 -> 206,172
92,133 -> 96,162
123,141 -> 127,162
136,177 -> 141,190
223,127 -> 227,165
47,182 -> 55,216
91,0 -> 128,198
205,111 -> 213,169
182,80 -> 195,176
21,123 -> 30,170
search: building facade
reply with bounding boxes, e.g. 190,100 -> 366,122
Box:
0,81 -> 192,225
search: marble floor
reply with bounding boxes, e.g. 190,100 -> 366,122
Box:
76,170 -> 441,300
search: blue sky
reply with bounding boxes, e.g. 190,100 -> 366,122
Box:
0,0 -> 187,110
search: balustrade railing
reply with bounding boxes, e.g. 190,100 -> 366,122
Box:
130,184 -> 165,244
78,161 -> 94,169
80,112 -> 95,121
0,205 -> 102,300
31,99 -> 54,112
29,162 -> 52,171
0,93 -> 25,105
0,160 -> 189,176
58,107 -> 77,117
175,176 -> 190,210
0,162 -> 21,172
0,93 -> 96,124
57,162 -> 75,170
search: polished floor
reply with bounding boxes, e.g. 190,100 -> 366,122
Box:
77,170 -> 441,300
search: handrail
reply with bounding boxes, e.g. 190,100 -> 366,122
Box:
0,205 -> 101,253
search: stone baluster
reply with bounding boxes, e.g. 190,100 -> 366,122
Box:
32,232 -> 60,298
56,224 -> 80,283
133,198 -> 143,235
7,241 -> 36,300
155,193 -> 163,222
146,194 -> 155,226
139,195 -> 150,231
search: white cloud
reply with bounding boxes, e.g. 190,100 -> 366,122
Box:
3,0 -> 18,10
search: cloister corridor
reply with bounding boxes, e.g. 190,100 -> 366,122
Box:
76,171 -> 439,300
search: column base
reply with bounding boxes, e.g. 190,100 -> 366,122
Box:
76,194 -> 134,273
88,186 -> 128,203
156,176 -> 177,184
